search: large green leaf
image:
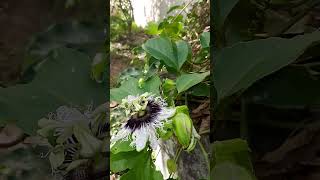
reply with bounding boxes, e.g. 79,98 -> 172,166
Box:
211,139 -> 256,180
214,31 -> 320,103
212,139 -> 253,171
176,40 -> 191,69
211,162 -> 254,180
190,83 -> 210,97
110,150 -> 145,173
0,48 -> 106,135
142,37 -> 190,71
111,140 -> 135,154
110,76 -> 161,102
24,21 -> 104,73
213,0 -> 241,30
176,71 -> 210,93
111,150 -> 163,180
120,151 -> 163,180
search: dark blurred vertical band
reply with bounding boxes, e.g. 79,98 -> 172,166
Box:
210,0 -> 215,143
105,0 -> 111,173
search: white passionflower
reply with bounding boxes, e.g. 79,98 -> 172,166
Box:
111,92 -> 176,151
38,105 -> 107,167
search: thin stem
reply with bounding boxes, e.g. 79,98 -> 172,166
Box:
198,140 -> 210,173
169,147 -> 183,178
173,0 -> 195,22
184,92 -> 188,106
174,147 -> 183,163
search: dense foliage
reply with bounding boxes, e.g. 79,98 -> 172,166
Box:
213,0 -> 320,179
110,1 -> 210,179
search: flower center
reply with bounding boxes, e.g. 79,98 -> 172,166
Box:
125,100 -> 161,131
138,110 -> 146,117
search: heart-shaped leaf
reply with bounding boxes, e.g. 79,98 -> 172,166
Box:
214,31 -> 320,103
142,37 -> 190,71
176,71 -> 210,93
0,48 -> 106,135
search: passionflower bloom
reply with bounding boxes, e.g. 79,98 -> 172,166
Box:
38,105 -> 106,170
111,92 -> 176,151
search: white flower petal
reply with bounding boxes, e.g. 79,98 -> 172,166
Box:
157,108 -> 176,121
148,127 -> 159,150
111,128 -> 131,143
132,128 -> 148,151
126,95 -> 138,103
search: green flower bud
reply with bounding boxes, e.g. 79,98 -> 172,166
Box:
162,79 -> 176,92
172,106 -> 200,151
138,77 -> 145,88
172,113 -> 192,149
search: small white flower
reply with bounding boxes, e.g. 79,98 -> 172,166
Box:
111,93 -> 175,151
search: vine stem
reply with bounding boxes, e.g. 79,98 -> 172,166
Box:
173,0 -> 195,22
174,147 -> 183,162
169,147 -> 183,178
198,140 -> 210,173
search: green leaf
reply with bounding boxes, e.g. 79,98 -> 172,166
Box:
0,48 -> 106,135
213,0 -> 241,30
142,37 -> 176,69
110,78 -> 141,102
214,31 -> 320,103
142,37 -> 190,71
176,40 -> 191,69
24,21 -> 104,73
200,32 -> 210,48
111,140 -> 135,154
176,71 -> 210,93
212,139 -> 254,174
120,150 -> 163,180
211,162 -> 255,180
190,83 -> 210,97
111,151 -> 142,173
143,76 -> 162,94
110,76 -> 161,102
145,22 -> 160,35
